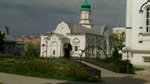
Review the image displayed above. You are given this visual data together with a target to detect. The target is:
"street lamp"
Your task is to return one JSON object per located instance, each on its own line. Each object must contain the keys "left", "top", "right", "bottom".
{"left": 126, "top": 47, "right": 129, "bottom": 74}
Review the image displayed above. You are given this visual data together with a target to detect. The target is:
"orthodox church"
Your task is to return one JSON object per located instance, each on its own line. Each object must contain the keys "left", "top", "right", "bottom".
{"left": 40, "top": 0, "right": 109, "bottom": 58}
{"left": 123, "top": 0, "right": 150, "bottom": 66}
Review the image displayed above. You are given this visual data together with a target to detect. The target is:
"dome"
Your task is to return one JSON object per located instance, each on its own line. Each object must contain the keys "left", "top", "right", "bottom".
{"left": 81, "top": 0, "right": 91, "bottom": 11}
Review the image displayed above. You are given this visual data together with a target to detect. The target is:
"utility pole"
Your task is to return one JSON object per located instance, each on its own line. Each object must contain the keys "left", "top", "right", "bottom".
{"left": 126, "top": 49, "right": 129, "bottom": 74}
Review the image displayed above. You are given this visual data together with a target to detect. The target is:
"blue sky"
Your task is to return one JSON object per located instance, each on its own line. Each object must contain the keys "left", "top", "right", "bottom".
{"left": 0, "top": 0, "right": 126, "bottom": 36}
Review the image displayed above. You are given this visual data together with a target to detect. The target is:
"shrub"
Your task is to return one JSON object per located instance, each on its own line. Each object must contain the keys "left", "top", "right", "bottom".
{"left": 84, "top": 58, "right": 135, "bottom": 74}
{"left": 113, "top": 60, "right": 134, "bottom": 73}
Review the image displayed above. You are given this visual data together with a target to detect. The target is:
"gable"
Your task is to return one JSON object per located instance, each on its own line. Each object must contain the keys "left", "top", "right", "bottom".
{"left": 54, "top": 21, "right": 71, "bottom": 36}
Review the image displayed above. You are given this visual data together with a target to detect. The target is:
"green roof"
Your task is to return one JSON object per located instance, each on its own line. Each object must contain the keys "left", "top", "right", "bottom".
{"left": 81, "top": 0, "right": 91, "bottom": 11}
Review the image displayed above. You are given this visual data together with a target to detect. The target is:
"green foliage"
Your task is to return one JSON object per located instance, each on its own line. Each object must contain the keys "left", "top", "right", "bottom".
{"left": 0, "top": 58, "right": 99, "bottom": 82}
{"left": 112, "top": 48, "right": 122, "bottom": 61}
{"left": 24, "top": 43, "right": 40, "bottom": 59}
{"left": 103, "top": 46, "right": 134, "bottom": 73}
{"left": 111, "top": 33, "right": 125, "bottom": 50}
{"left": 134, "top": 68, "right": 145, "bottom": 71}
{"left": 0, "top": 31, "right": 5, "bottom": 52}
{"left": 113, "top": 60, "right": 134, "bottom": 73}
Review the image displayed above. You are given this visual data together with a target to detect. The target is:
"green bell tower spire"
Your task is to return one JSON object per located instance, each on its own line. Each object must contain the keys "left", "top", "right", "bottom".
{"left": 79, "top": 0, "right": 92, "bottom": 29}
{"left": 81, "top": 0, "right": 91, "bottom": 11}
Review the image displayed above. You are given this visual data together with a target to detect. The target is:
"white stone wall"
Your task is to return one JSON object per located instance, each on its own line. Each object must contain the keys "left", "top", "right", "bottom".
{"left": 125, "top": 0, "right": 150, "bottom": 66}
{"left": 126, "top": 0, "right": 150, "bottom": 50}
{"left": 40, "top": 35, "right": 63, "bottom": 58}
{"left": 68, "top": 34, "right": 86, "bottom": 57}
{"left": 131, "top": 53, "right": 150, "bottom": 66}
{"left": 40, "top": 35, "right": 47, "bottom": 57}
{"left": 79, "top": 11, "right": 91, "bottom": 24}
{"left": 79, "top": 11, "right": 92, "bottom": 29}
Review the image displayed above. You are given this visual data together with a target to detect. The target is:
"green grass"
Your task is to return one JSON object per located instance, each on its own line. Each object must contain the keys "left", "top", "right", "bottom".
{"left": 134, "top": 68, "right": 145, "bottom": 71}
{"left": 0, "top": 58, "right": 99, "bottom": 82}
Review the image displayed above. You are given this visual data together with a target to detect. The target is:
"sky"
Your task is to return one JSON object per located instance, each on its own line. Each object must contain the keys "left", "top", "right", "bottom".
{"left": 0, "top": 0, "right": 126, "bottom": 36}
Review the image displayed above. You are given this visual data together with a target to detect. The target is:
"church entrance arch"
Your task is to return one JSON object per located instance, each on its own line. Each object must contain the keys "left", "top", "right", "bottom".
{"left": 63, "top": 43, "right": 72, "bottom": 58}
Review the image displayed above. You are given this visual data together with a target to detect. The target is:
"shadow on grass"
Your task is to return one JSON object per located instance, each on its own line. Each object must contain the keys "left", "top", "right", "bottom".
{"left": 43, "top": 76, "right": 148, "bottom": 84}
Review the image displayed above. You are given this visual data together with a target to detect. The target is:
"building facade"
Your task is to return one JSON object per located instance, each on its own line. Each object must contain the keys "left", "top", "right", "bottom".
{"left": 0, "top": 26, "right": 16, "bottom": 55}
{"left": 16, "top": 35, "right": 40, "bottom": 44}
{"left": 123, "top": 0, "right": 150, "bottom": 66}
{"left": 40, "top": 0, "right": 109, "bottom": 58}
{"left": 16, "top": 35, "right": 40, "bottom": 55}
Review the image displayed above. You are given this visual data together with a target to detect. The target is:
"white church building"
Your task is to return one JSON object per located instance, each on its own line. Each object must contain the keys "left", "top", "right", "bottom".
{"left": 123, "top": 0, "right": 150, "bottom": 66}
{"left": 40, "top": 0, "right": 109, "bottom": 58}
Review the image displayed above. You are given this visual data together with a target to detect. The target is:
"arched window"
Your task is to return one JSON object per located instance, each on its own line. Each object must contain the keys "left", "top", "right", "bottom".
{"left": 72, "top": 38, "right": 80, "bottom": 51}
{"left": 146, "top": 7, "right": 150, "bottom": 32}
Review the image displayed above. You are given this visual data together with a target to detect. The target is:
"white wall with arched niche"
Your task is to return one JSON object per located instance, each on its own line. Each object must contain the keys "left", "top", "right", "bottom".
{"left": 49, "top": 35, "right": 62, "bottom": 58}
{"left": 69, "top": 35, "right": 86, "bottom": 57}
{"left": 40, "top": 34, "right": 64, "bottom": 58}
{"left": 40, "top": 35, "right": 48, "bottom": 57}
{"left": 51, "top": 41, "right": 58, "bottom": 57}
{"left": 54, "top": 21, "right": 71, "bottom": 36}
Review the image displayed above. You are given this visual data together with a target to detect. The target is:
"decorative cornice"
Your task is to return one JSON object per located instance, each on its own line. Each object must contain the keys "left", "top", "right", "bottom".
{"left": 139, "top": 0, "right": 150, "bottom": 13}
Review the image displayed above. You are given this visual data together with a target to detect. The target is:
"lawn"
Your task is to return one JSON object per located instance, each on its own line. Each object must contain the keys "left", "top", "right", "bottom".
{"left": 134, "top": 67, "right": 145, "bottom": 71}
{"left": 0, "top": 58, "right": 99, "bottom": 82}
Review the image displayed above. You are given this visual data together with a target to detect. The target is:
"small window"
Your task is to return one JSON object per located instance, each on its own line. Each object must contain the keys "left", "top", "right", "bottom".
{"left": 147, "top": 12, "right": 149, "bottom": 18}
{"left": 147, "top": 27, "right": 149, "bottom": 32}
{"left": 146, "top": 7, "right": 150, "bottom": 32}
{"left": 139, "top": 41, "right": 143, "bottom": 43}
{"left": 74, "top": 46, "right": 78, "bottom": 51}
{"left": 53, "top": 50, "right": 55, "bottom": 55}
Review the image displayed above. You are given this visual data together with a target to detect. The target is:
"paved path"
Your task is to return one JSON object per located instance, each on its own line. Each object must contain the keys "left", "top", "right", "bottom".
{"left": 0, "top": 60, "right": 150, "bottom": 84}
{"left": 79, "top": 60, "right": 150, "bottom": 84}
{"left": 0, "top": 72, "right": 99, "bottom": 84}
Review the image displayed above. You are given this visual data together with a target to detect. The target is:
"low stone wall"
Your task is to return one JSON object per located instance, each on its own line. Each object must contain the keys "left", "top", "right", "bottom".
{"left": 76, "top": 60, "right": 101, "bottom": 82}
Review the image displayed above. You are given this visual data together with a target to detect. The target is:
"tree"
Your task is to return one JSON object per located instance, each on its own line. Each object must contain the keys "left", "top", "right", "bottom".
{"left": 112, "top": 47, "right": 122, "bottom": 61}
{"left": 0, "top": 31, "right": 5, "bottom": 52}
{"left": 111, "top": 33, "right": 125, "bottom": 50}
{"left": 24, "top": 43, "right": 40, "bottom": 59}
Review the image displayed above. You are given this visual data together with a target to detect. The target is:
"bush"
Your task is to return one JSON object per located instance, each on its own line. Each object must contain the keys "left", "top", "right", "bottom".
{"left": 84, "top": 58, "right": 135, "bottom": 74}
{"left": 113, "top": 60, "right": 134, "bottom": 73}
